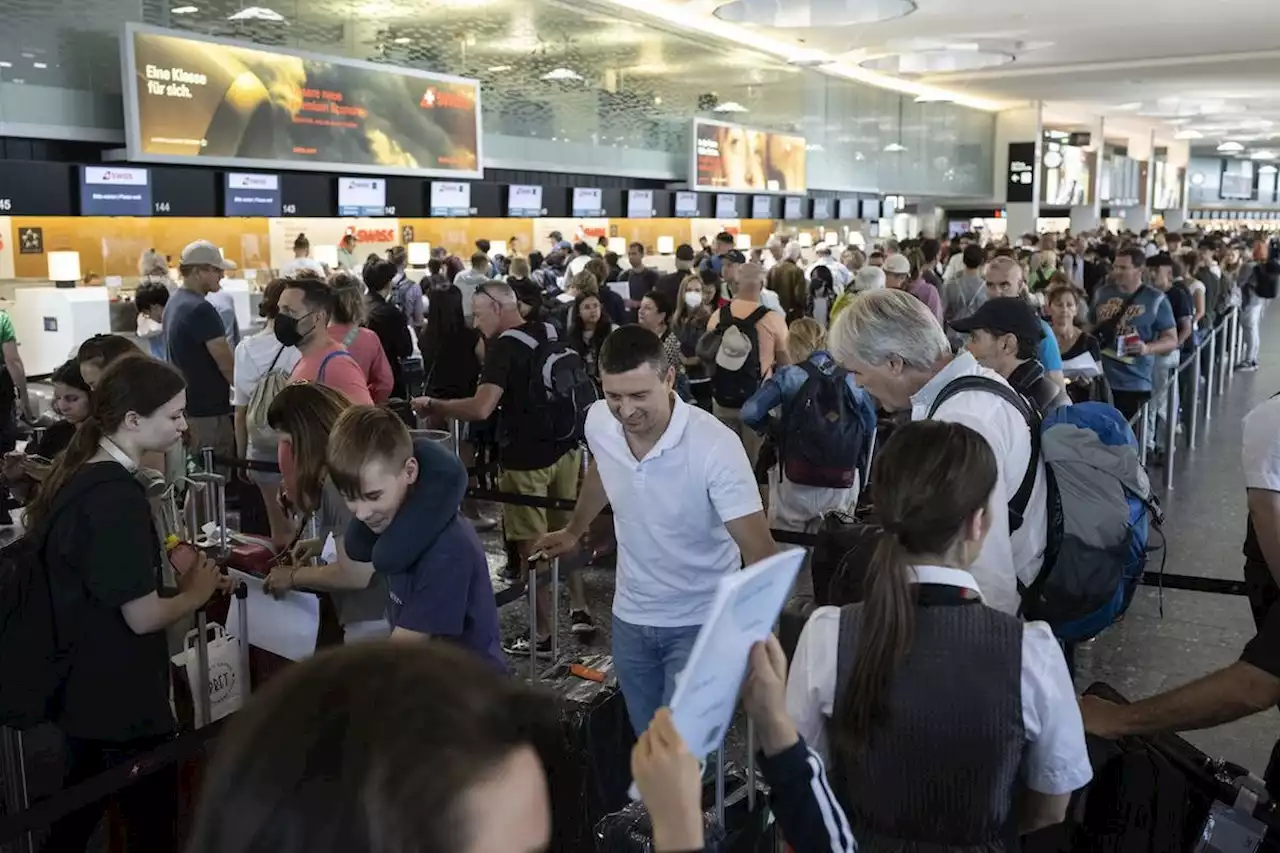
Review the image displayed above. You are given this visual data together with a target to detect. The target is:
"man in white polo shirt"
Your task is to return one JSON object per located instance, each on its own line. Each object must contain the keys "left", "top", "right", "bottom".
{"left": 534, "top": 325, "right": 777, "bottom": 734}
{"left": 828, "top": 288, "right": 1048, "bottom": 616}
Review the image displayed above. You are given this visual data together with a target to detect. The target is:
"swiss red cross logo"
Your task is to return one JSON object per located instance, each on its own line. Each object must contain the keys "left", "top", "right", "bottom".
{"left": 420, "top": 88, "right": 437, "bottom": 108}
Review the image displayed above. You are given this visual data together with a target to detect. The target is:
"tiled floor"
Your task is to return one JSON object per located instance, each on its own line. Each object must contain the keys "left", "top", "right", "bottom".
{"left": 1076, "top": 310, "right": 1280, "bottom": 774}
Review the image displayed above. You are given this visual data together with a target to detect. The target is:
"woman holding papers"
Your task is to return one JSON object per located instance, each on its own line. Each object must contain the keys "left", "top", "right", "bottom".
{"left": 1047, "top": 283, "right": 1107, "bottom": 404}
{"left": 786, "top": 420, "right": 1092, "bottom": 848}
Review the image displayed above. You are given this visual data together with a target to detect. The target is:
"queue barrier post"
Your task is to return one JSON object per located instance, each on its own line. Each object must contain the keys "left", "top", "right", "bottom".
{"left": 450, "top": 419, "right": 462, "bottom": 458}
{"left": 1205, "top": 326, "right": 1217, "bottom": 422}
{"left": 0, "top": 726, "right": 32, "bottom": 853}
{"left": 1187, "top": 349, "right": 1201, "bottom": 451}
{"left": 551, "top": 557, "right": 561, "bottom": 667}
{"left": 1164, "top": 371, "right": 1177, "bottom": 493}
{"left": 526, "top": 559, "right": 538, "bottom": 682}
{"left": 1218, "top": 317, "right": 1232, "bottom": 393}
{"left": 1133, "top": 403, "right": 1149, "bottom": 468}
{"left": 194, "top": 608, "right": 213, "bottom": 728}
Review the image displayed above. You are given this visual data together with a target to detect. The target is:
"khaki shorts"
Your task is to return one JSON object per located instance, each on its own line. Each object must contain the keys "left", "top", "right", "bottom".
{"left": 188, "top": 414, "right": 235, "bottom": 475}
{"left": 498, "top": 449, "right": 581, "bottom": 542}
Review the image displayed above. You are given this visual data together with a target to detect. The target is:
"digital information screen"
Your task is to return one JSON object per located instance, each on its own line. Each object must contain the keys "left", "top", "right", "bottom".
{"left": 692, "top": 118, "right": 806, "bottom": 194}
{"left": 80, "top": 166, "right": 152, "bottom": 216}
{"left": 507, "top": 184, "right": 543, "bottom": 216}
{"left": 811, "top": 197, "right": 833, "bottom": 220}
{"left": 859, "top": 199, "right": 881, "bottom": 220}
{"left": 627, "top": 189, "right": 654, "bottom": 219}
{"left": 338, "top": 177, "right": 387, "bottom": 216}
{"left": 572, "top": 187, "right": 604, "bottom": 217}
{"left": 837, "top": 198, "right": 858, "bottom": 220}
{"left": 715, "top": 194, "right": 738, "bottom": 219}
{"left": 225, "top": 172, "right": 281, "bottom": 216}
{"left": 675, "top": 191, "right": 700, "bottom": 217}
{"left": 783, "top": 196, "right": 806, "bottom": 220}
{"left": 431, "top": 181, "right": 471, "bottom": 216}
{"left": 751, "top": 195, "right": 772, "bottom": 219}
{"left": 124, "top": 24, "right": 482, "bottom": 178}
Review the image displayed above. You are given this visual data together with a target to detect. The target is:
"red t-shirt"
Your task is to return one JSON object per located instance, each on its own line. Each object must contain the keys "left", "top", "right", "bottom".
{"left": 328, "top": 323, "right": 393, "bottom": 403}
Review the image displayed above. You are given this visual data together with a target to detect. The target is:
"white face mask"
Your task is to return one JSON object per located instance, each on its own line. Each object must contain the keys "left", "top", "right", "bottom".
{"left": 684, "top": 292, "right": 703, "bottom": 309}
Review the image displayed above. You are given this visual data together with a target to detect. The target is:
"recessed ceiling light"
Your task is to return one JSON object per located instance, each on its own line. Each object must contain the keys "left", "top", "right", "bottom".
{"left": 487, "top": 65, "right": 512, "bottom": 72}
{"left": 0, "top": 61, "right": 12, "bottom": 68}
{"left": 31, "top": 61, "right": 46, "bottom": 69}
{"left": 228, "top": 6, "right": 284, "bottom": 21}
{"left": 171, "top": 5, "right": 198, "bottom": 13}
{"left": 540, "top": 67, "right": 583, "bottom": 82}
{"left": 805, "top": 143, "right": 825, "bottom": 152}
{"left": 914, "top": 93, "right": 953, "bottom": 103}
{"left": 883, "top": 141, "right": 907, "bottom": 153}
{"left": 1259, "top": 164, "right": 1278, "bottom": 175}
{"left": 1111, "top": 102, "right": 1142, "bottom": 111}
{"left": 393, "top": 36, "right": 411, "bottom": 44}
{"left": 1173, "top": 129, "right": 1204, "bottom": 140}
{"left": 714, "top": 0, "right": 915, "bottom": 27}
{"left": 861, "top": 49, "right": 1013, "bottom": 75}
{"left": 713, "top": 101, "right": 749, "bottom": 113}
{"left": 1250, "top": 150, "right": 1277, "bottom": 160}
{"left": 1218, "top": 141, "right": 1245, "bottom": 152}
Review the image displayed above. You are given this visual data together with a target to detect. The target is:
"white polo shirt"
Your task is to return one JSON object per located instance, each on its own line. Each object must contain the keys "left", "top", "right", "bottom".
{"left": 909, "top": 352, "right": 1048, "bottom": 616}
{"left": 585, "top": 396, "right": 762, "bottom": 627}
{"left": 786, "top": 565, "right": 1093, "bottom": 796}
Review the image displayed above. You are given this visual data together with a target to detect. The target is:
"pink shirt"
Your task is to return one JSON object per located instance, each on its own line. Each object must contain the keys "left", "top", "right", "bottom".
{"left": 290, "top": 343, "right": 375, "bottom": 406}
{"left": 328, "top": 323, "right": 394, "bottom": 403}
{"left": 907, "top": 278, "right": 946, "bottom": 325}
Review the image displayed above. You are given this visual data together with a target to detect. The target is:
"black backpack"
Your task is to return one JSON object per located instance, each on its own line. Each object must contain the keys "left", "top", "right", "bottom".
{"left": 706, "top": 305, "right": 771, "bottom": 409}
{"left": 1255, "top": 259, "right": 1280, "bottom": 300}
{"left": 500, "top": 322, "right": 597, "bottom": 444}
{"left": 780, "top": 362, "right": 868, "bottom": 489}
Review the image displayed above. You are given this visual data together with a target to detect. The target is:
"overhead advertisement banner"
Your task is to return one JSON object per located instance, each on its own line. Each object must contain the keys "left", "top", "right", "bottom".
{"left": 123, "top": 24, "right": 482, "bottom": 178}
{"left": 692, "top": 118, "right": 806, "bottom": 194}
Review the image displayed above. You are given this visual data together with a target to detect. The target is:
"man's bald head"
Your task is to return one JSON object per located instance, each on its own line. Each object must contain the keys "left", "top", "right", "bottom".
{"left": 737, "top": 262, "right": 766, "bottom": 296}
{"left": 985, "top": 256, "right": 1025, "bottom": 299}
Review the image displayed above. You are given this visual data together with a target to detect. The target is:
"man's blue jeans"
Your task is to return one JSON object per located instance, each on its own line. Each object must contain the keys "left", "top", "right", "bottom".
{"left": 611, "top": 615, "right": 701, "bottom": 736}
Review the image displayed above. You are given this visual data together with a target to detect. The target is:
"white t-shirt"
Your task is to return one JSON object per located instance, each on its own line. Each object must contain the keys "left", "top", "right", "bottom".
{"left": 233, "top": 332, "right": 302, "bottom": 457}
{"left": 1243, "top": 395, "right": 1280, "bottom": 493}
{"left": 585, "top": 396, "right": 762, "bottom": 627}
{"left": 786, "top": 565, "right": 1093, "bottom": 796}
{"left": 281, "top": 257, "right": 327, "bottom": 279}
{"left": 910, "top": 352, "right": 1048, "bottom": 616}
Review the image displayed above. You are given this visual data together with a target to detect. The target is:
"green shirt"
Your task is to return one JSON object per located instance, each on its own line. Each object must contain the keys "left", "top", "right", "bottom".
{"left": 0, "top": 311, "right": 17, "bottom": 345}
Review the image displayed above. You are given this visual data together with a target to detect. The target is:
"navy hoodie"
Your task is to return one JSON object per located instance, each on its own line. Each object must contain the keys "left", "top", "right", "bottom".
{"left": 344, "top": 439, "right": 505, "bottom": 671}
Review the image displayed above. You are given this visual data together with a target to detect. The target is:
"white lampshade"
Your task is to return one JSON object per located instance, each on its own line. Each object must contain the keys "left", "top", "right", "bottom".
{"left": 657, "top": 236, "right": 675, "bottom": 255}
{"left": 47, "top": 251, "right": 81, "bottom": 283}
{"left": 735, "top": 233, "right": 752, "bottom": 250}
{"left": 407, "top": 242, "right": 433, "bottom": 266}
{"left": 798, "top": 232, "right": 813, "bottom": 248}
{"left": 488, "top": 240, "right": 508, "bottom": 258}
{"left": 313, "top": 244, "right": 339, "bottom": 268}
{"left": 608, "top": 236, "right": 627, "bottom": 254}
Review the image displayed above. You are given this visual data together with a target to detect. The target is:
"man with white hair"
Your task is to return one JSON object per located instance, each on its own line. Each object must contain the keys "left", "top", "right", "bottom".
{"left": 763, "top": 236, "right": 783, "bottom": 272}
{"left": 827, "top": 289, "right": 1048, "bottom": 615}
{"left": 768, "top": 241, "right": 807, "bottom": 319}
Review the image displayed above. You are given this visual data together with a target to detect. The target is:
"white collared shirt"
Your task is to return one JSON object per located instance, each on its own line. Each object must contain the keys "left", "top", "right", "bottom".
{"left": 909, "top": 351, "right": 1047, "bottom": 616}
{"left": 786, "top": 565, "right": 1093, "bottom": 797}
{"left": 585, "top": 396, "right": 762, "bottom": 627}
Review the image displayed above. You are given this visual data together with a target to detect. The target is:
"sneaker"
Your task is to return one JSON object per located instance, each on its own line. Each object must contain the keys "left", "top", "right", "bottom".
{"left": 1241, "top": 362, "right": 1260, "bottom": 373}
{"left": 570, "top": 609, "right": 597, "bottom": 636}
{"left": 504, "top": 635, "right": 554, "bottom": 659}
{"left": 468, "top": 513, "right": 499, "bottom": 533}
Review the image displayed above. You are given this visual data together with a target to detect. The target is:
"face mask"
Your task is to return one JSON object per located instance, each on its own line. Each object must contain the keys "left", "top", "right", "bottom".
{"left": 274, "top": 314, "right": 308, "bottom": 347}
{"left": 684, "top": 292, "right": 702, "bottom": 309}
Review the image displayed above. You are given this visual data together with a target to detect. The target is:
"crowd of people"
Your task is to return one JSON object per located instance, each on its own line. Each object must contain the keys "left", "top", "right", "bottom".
{"left": 3, "top": 221, "right": 1280, "bottom": 853}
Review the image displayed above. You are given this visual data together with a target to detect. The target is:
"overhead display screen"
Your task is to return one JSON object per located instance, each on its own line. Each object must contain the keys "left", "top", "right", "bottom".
{"left": 430, "top": 181, "right": 471, "bottom": 216}
{"left": 692, "top": 118, "right": 806, "bottom": 194}
{"left": 675, "top": 191, "right": 700, "bottom": 217}
{"left": 80, "top": 166, "right": 152, "bottom": 216}
{"left": 338, "top": 177, "right": 387, "bottom": 216}
{"left": 572, "top": 187, "right": 604, "bottom": 217}
{"left": 123, "top": 24, "right": 482, "bottom": 178}
{"left": 507, "top": 184, "right": 543, "bottom": 217}
{"left": 811, "top": 197, "right": 833, "bottom": 220}
{"left": 783, "top": 196, "right": 806, "bottom": 220}
{"left": 225, "top": 172, "right": 281, "bottom": 216}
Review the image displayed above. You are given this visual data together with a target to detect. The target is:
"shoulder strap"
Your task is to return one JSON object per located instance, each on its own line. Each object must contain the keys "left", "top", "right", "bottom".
{"left": 500, "top": 328, "right": 540, "bottom": 350}
{"left": 1094, "top": 285, "right": 1147, "bottom": 342}
{"left": 927, "top": 375, "right": 1040, "bottom": 532}
{"left": 342, "top": 326, "right": 360, "bottom": 348}
{"left": 316, "top": 349, "right": 356, "bottom": 385}
{"left": 745, "top": 305, "right": 772, "bottom": 325}
{"left": 717, "top": 305, "right": 734, "bottom": 328}
{"left": 266, "top": 345, "right": 285, "bottom": 373}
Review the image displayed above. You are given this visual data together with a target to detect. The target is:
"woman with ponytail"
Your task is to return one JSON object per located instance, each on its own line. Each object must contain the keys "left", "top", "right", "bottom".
{"left": 786, "top": 420, "right": 1091, "bottom": 849}
{"left": 30, "top": 354, "right": 225, "bottom": 852}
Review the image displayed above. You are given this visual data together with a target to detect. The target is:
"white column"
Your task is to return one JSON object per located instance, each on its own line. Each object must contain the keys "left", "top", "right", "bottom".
{"left": 995, "top": 102, "right": 1043, "bottom": 238}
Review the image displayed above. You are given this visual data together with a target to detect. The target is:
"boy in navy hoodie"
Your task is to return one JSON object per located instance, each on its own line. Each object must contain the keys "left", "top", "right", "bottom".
{"left": 328, "top": 406, "right": 506, "bottom": 671}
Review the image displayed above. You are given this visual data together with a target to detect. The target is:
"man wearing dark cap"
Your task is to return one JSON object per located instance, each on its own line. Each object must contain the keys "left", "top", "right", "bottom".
{"left": 655, "top": 243, "right": 697, "bottom": 303}
{"left": 953, "top": 297, "right": 1071, "bottom": 416}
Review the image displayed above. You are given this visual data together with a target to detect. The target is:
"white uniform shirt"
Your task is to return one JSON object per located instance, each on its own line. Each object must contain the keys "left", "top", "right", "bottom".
{"left": 910, "top": 352, "right": 1048, "bottom": 615}
{"left": 585, "top": 396, "right": 762, "bottom": 627}
{"left": 1243, "top": 394, "right": 1280, "bottom": 493}
{"left": 786, "top": 565, "right": 1093, "bottom": 796}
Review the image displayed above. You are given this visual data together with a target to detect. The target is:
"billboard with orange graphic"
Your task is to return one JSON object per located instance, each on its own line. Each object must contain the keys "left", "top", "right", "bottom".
{"left": 123, "top": 25, "right": 482, "bottom": 178}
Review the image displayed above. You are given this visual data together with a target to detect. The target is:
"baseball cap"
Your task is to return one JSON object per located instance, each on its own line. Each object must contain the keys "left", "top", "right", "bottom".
{"left": 882, "top": 254, "right": 911, "bottom": 276}
{"left": 715, "top": 325, "right": 753, "bottom": 372}
{"left": 951, "top": 297, "right": 1045, "bottom": 345}
{"left": 179, "top": 240, "right": 235, "bottom": 270}
{"left": 675, "top": 243, "right": 696, "bottom": 262}
{"left": 724, "top": 249, "right": 747, "bottom": 264}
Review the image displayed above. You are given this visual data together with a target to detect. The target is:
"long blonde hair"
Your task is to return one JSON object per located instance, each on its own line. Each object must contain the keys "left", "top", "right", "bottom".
{"left": 787, "top": 317, "right": 826, "bottom": 364}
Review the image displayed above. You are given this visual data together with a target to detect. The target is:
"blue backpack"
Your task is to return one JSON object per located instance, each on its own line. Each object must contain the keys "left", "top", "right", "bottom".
{"left": 930, "top": 378, "right": 1160, "bottom": 642}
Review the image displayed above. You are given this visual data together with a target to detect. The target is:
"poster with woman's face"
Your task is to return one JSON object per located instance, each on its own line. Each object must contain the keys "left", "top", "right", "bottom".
{"left": 694, "top": 119, "right": 806, "bottom": 193}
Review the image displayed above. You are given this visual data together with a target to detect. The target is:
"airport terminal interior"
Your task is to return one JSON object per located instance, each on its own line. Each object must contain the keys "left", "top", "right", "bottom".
{"left": 4, "top": 0, "right": 1280, "bottom": 851}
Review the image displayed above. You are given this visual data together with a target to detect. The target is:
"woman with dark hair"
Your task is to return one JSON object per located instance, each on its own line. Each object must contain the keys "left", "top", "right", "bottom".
{"left": 30, "top": 355, "right": 225, "bottom": 852}
{"left": 2, "top": 359, "right": 92, "bottom": 501}
{"left": 787, "top": 420, "right": 1091, "bottom": 847}
{"left": 419, "top": 284, "right": 483, "bottom": 413}
{"left": 699, "top": 268, "right": 730, "bottom": 309}
{"left": 806, "top": 264, "right": 837, "bottom": 328}
{"left": 76, "top": 333, "right": 140, "bottom": 389}
{"left": 567, "top": 289, "right": 614, "bottom": 386}
{"left": 329, "top": 271, "right": 394, "bottom": 404}
{"left": 262, "top": 383, "right": 388, "bottom": 642}
{"left": 362, "top": 260, "right": 414, "bottom": 399}
{"left": 638, "top": 289, "right": 687, "bottom": 385}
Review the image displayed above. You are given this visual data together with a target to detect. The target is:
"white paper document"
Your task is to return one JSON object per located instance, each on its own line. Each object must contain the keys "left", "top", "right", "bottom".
{"left": 224, "top": 569, "right": 321, "bottom": 662}
{"left": 1062, "top": 352, "right": 1103, "bottom": 379}
{"left": 608, "top": 280, "right": 632, "bottom": 304}
{"left": 670, "top": 550, "right": 804, "bottom": 758}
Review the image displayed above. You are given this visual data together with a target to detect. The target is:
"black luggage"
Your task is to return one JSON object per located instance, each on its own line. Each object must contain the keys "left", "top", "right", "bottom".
{"left": 810, "top": 511, "right": 884, "bottom": 608}
{"left": 1025, "top": 682, "right": 1280, "bottom": 852}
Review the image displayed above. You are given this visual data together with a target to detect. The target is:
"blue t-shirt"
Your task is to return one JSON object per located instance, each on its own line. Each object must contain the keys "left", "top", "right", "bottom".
{"left": 164, "top": 287, "right": 232, "bottom": 417}
{"left": 1037, "top": 319, "right": 1062, "bottom": 371}
{"left": 1090, "top": 284, "right": 1175, "bottom": 393}
{"left": 384, "top": 517, "right": 505, "bottom": 671}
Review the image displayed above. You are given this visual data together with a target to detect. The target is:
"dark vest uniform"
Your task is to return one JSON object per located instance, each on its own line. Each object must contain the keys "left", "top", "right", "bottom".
{"left": 832, "top": 587, "right": 1026, "bottom": 852}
